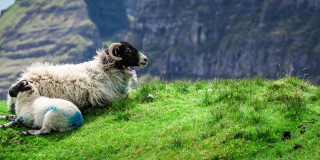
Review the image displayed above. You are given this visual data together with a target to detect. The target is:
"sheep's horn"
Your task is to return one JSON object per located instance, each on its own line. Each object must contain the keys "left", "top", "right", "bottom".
{"left": 108, "top": 43, "right": 122, "bottom": 61}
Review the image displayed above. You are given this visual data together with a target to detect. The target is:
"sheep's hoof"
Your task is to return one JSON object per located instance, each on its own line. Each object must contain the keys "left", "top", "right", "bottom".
{"left": 19, "top": 131, "right": 30, "bottom": 136}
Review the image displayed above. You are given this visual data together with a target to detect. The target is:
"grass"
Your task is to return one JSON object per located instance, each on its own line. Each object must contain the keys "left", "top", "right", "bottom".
{"left": 1, "top": 77, "right": 320, "bottom": 159}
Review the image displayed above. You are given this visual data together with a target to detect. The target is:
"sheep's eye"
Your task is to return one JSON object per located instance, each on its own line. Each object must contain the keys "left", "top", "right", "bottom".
{"left": 28, "top": 90, "right": 34, "bottom": 95}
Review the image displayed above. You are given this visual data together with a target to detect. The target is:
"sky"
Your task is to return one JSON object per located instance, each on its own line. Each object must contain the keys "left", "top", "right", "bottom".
{"left": 0, "top": 0, "right": 15, "bottom": 15}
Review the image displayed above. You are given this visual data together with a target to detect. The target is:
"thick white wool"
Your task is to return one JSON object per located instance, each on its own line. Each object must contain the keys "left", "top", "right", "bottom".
{"left": 15, "top": 87, "right": 82, "bottom": 133}
{"left": 9, "top": 50, "right": 137, "bottom": 111}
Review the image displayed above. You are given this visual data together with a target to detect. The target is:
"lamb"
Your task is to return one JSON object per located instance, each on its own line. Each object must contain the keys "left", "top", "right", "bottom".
{"left": 1, "top": 80, "right": 83, "bottom": 136}
{"left": 7, "top": 41, "right": 148, "bottom": 112}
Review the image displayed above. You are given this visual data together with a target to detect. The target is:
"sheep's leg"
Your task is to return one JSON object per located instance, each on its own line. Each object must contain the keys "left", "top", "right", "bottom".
{"left": 0, "top": 115, "right": 17, "bottom": 120}
{"left": 0, "top": 117, "right": 22, "bottom": 129}
{"left": 0, "top": 121, "right": 17, "bottom": 128}
{"left": 20, "top": 129, "right": 51, "bottom": 136}
{"left": 7, "top": 95, "right": 16, "bottom": 113}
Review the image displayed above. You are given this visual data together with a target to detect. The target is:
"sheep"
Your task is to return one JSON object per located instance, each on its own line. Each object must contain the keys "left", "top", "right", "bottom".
{"left": 7, "top": 41, "right": 148, "bottom": 112}
{"left": 1, "top": 80, "right": 83, "bottom": 136}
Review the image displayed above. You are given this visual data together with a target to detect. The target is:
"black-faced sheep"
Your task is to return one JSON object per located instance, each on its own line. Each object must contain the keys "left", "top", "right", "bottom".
{"left": 1, "top": 80, "right": 83, "bottom": 136}
{"left": 7, "top": 41, "right": 148, "bottom": 112}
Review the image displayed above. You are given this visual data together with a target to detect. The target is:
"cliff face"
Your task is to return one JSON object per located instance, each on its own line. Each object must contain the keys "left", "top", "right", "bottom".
{"left": 0, "top": 0, "right": 128, "bottom": 99}
{"left": 85, "top": 0, "right": 129, "bottom": 38}
{"left": 1, "top": 0, "right": 320, "bottom": 99}
{"left": 126, "top": 0, "right": 320, "bottom": 80}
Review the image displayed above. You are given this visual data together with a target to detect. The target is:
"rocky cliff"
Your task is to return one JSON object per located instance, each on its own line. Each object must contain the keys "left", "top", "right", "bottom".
{"left": 0, "top": 0, "right": 128, "bottom": 99}
{"left": 126, "top": 0, "right": 320, "bottom": 80}
{"left": 1, "top": 0, "right": 320, "bottom": 99}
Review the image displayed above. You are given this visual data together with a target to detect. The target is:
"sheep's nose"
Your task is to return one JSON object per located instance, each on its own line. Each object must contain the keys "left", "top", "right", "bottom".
{"left": 143, "top": 58, "right": 148, "bottom": 62}
{"left": 9, "top": 90, "right": 15, "bottom": 97}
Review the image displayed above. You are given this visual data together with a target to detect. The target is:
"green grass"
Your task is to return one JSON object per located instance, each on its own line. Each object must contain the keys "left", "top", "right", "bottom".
{"left": 1, "top": 77, "right": 320, "bottom": 159}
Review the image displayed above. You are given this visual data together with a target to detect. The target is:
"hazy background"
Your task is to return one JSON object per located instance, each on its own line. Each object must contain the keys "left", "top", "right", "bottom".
{"left": 0, "top": 0, "right": 319, "bottom": 99}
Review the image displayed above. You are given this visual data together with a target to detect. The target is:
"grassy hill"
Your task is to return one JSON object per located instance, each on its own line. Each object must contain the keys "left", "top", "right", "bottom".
{"left": 0, "top": 77, "right": 320, "bottom": 159}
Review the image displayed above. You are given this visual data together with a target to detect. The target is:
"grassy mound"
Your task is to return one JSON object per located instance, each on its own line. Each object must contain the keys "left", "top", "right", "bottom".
{"left": 0, "top": 77, "right": 320, "bottom": 159}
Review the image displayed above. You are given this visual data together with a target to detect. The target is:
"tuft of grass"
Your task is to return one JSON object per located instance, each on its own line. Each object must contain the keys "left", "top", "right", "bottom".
{"left": 0, "top": 77, "right": 320, "bottom": 159}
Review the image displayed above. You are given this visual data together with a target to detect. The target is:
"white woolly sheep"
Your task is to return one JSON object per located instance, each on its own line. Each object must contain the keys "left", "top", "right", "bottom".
{"left": 7, "top": 41, "right": 148, "bottom": 112}
{"left": 1, "top": 80, "right": 83, "bottom": 136}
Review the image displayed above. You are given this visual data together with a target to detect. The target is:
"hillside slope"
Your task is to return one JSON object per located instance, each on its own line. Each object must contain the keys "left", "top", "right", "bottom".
{"left": 0, "top": 78, "right": 320, "bottom": 159}
{"left": 126, "top": 0, "right": 320, "bottom": 80}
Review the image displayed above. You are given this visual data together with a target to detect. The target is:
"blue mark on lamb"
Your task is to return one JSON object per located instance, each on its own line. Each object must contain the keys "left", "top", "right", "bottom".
{"left": 70, "top": 112, "right": 83, "bottom": 128}
{"left": 45, "top": 106, "right": 58, "bottom": 113}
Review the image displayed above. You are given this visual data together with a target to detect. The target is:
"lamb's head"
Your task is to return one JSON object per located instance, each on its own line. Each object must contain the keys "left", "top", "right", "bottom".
{"left": 9, "top": 80, "right": 39, "bottom": 98}
{"left": 107, "top": 41, "right": 148, "bottom": 68}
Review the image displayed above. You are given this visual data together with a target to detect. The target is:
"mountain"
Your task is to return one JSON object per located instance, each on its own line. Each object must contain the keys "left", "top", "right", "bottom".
{"left": 1, "top": 0, "right": 320, "bottom": 99}
{"left": 0, "top": 0, "right": 128, "bottom": 99}
{"left": 126, "top": 0, "right": 320, "bottom": 80}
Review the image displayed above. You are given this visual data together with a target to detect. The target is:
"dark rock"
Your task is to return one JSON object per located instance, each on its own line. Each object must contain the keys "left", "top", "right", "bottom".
{"left": 85, "top": 0, "right": 129, "bottom": 38}
{"left": 283, "top": 130, "right": 291, "bottom": 139}
{"left": 294, "top": 144, "right": 302, "bottom": 149}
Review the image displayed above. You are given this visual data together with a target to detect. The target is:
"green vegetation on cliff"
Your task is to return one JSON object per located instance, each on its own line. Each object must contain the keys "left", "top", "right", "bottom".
{"left": 1, "top": 77, "right": 320, "bottom": 159}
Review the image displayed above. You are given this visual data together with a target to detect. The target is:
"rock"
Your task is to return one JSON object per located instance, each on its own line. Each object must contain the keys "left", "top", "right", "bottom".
{"left": 126, "top": 0, "right": 320, "bottom": 81}
{"left": 294, "top": 144, "right": 302, "bottom": 149}
{"left": 147, "top": 93, "right": 154, "bottom": 99}
{"left": 283, "top": 130, "right": 291, "bottom": 139}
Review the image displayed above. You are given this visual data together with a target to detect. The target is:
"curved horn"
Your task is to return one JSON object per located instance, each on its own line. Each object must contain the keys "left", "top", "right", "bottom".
{"left": 108, "top": 43, "right": 122, "bottom": 61}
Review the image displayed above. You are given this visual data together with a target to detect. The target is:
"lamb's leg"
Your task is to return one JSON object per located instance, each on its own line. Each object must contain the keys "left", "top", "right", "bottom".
{"left": 0, "top": 115, "right": 17, "bottom": 120}
{"left": 20, "top": 129, "right": 51, "bottom": 136}
{"left": 7, "top": 95, "right": 16, "bottom": 113}
{"left": 0, "top": 117, "right": 22, "bottom": 128}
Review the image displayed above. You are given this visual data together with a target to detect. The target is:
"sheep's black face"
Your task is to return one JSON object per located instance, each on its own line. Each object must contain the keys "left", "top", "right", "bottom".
{"left": 9, "top": 80, "right": 32, "bottom": 97}
{"left": 113, "top": 41, "right": 148, "bottom": 69}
